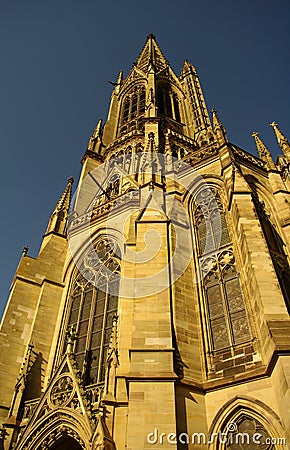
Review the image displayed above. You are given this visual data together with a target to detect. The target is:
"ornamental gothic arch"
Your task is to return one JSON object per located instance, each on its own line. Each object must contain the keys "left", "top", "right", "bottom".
{"left": 0, "top": 35, "right": 290, "bottom": 450}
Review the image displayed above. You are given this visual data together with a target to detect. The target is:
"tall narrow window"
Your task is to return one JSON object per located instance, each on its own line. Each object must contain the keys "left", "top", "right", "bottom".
{"left": 173, "top": 94, "right": 181, "bottom": 122}
{"left": 66, "top": 239, "right": 120, "bottom": 385}
{"left": 157, "top": 84, "right": 173, "bottom": 119}
{"left": 194, "top": 187, "right": 251, "bottom": 351}
{"left": 120, "top": 86, "right": 146, "bottom": 135}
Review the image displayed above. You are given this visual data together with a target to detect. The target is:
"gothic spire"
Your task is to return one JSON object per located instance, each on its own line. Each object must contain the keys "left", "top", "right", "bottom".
{"left": 211, "top": 108, "right": 228, "bottom": 145}
{"left": 45, "top": 177, "right": 74, "bottom": 236}
{"left": 252, "top": 132, "right": 275, "bottom": 170}
{"left": 92, "top": 119, "right": 102, "bottom": 139}
{"left": 135, "top": 34, "right": 168, "bottom": 73}
{"left": 87, "top": 119, "right": 103, "bottom": 153}
{"left": 270, "top": 121, "right": 290, "bottom": 161}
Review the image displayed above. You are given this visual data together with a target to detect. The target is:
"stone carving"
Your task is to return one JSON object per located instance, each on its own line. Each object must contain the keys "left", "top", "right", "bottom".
{"left": 226, "top": 415, "right": 274, "bottom": 449}
{"left": 232, "top": 146, "right": 266, "bottom": 168}
{"left": 49, "top": 375, "right": 75, "bottom": 408}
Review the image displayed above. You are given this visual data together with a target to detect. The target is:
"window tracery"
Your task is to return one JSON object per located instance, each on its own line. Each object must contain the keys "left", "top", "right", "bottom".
{"left": 119, "top": 86, "right": 145, "bottom": 135}
{"left": 224, "top": 414, "right": 275, "bottom": 449}
{"left": 66, "top": 239, "right": 120, "bottom": 385}
{"left": 157, "top": 84, "right": 181, "bottom": 123}
{"left": 194, "top": 187, "right": 251, "bottom": 351}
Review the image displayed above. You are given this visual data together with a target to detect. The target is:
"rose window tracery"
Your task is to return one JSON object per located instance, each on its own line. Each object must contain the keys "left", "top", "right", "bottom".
{"left": 49, "top": 375, "right": 75, "bottom": 408}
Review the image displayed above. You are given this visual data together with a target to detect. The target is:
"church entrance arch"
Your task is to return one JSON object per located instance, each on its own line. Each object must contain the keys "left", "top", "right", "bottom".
{"left": 45, "top": 435, "right": 83, "bottom": 450}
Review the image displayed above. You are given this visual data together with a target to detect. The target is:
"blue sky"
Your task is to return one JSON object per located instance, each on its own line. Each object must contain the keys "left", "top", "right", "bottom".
{"left": 0, "top": 0, "right": 289, "bottom": 316}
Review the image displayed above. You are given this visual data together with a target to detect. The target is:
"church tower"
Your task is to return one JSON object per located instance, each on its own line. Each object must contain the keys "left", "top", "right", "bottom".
{"left": 1, "top": 34, "right": 290, "bottom": 449}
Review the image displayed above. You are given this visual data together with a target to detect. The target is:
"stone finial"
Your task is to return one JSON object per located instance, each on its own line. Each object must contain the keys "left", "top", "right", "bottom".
{"left": 22, "top": 245, "right": 29, "bottom": 256}
{"left": 66, "top": 325, "right": 78, "bottom": 355}
{"left": 270, "top": 121, "right": 290, "bottom": 161}
{"left": 252, "top": 132, "right": 275, "bottom": 170}
{"left": 45, "top": 177, "right": 74, "bottom": 236}
{"left": 211, "top": 108, "right": 228, "bottom": 145}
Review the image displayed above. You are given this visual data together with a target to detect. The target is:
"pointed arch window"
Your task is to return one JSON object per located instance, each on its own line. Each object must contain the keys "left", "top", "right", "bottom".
{"left": 219, "top": 414, "right": 276, "bottom": 449}
{"left": 120, "top": 86, "right": 146, "bottom": 135}
{"left": 66, "top": 239, "right": 120, "bottom": 385}
{"left": 194, "top": 187, "right": 251, "bottom": 351}
{"left": 173, "top": 94, "right": 181, "bottom": 123}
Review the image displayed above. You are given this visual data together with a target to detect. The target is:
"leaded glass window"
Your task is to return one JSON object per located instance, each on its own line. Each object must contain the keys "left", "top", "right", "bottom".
{"left": 66, "top": 239, "right": 120, "bottom": 385}
{"left": 120, "top": 86, "right": 146, "bottom": 135}
{"left": 194, "top": 188, "right": 251, "bottom": 351}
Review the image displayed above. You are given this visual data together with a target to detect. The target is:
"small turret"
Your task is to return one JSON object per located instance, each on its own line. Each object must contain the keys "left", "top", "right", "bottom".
{"left": 270, "top": 121, "right": 290, "bottom": 162}
{"left": 212, "top": 108, "right": 228, "bottom": 145}
{"left": 45, "top": 177, "right": 74, "bottom": 236}
{"left": 252, "top": 132, "right": 276, "bottom": 170}
{"left": 87, "top": 119, "right": 103, "bottom": 153}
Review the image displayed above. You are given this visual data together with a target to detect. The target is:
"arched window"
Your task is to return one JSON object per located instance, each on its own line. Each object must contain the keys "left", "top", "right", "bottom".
{"left": 120, "top": 86, "right": 146, "bottom": 135}
{"left": 220, "top": 414, "right": 276, "bottom": 449}
{"left": 122, "top": 97, "right": 130, "bottom": 123}
{"left": 173, "top": 93, "right": 181, "bottom": 122}
{"left": 194, "top": 187, "right": 251, "bottom": 351}
{"left": 66, "top": 239, "right": 120, "bottom": 385}
{"left": 157, "top": 84, "right": 172, "bottom": 118}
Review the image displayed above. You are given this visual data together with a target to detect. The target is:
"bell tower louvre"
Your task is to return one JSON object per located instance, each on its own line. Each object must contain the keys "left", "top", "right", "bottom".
{"left": 0, "top": 34, "right": 290, "bottom": 449}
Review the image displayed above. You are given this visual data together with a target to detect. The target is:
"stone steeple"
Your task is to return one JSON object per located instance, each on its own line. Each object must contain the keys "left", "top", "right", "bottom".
{"left": 270, "top": 121, "right": 290, "bottom": 161}
{"left": 252, "top": 131, "right": 276, "bottom": 170}
{"left": 135, "top": 33, "right": 169, "bottom": 73}
{"left": 45, "top": 177, "right": 74, "bottom": 236}
{"left": 1, "top": 34, "right": 290, "bottom": 450}
{"left": 212, "top": 108, "right": 228, "bottom": 146}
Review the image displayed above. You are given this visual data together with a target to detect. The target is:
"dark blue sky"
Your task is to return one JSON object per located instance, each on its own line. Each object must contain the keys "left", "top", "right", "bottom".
{"left": 0, "top": 1, "right": 289, "bottom": 316}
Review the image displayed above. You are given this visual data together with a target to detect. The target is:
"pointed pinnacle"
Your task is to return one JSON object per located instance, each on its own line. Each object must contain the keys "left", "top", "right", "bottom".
{"left": 57, "top": 177, "right": 74, "bottom": 210}
{"left": 93, "top": 119, "right": 103, "bottom": 139}
{"left": 252, "top": 131, "right": 268, "bottom": 157}
{"left": 252, "top": 132, "right": 275, "bottom": 169}
{"left": 117, "top": 69, "right": 123, "bottom": 84}
{"left": 109, "top": 315, "right": 118, "bottom": 352}
{"left": 45, "top": 177, "right": 74, "bottom": 235}
{"left": 211, "top": 108, "right": 228, "bottom": 144}
{"left": 22, "top": 244, "right": 29, "bottom": 256}
{"left": 147, "top": 33, "right": 156, "bottom": 42}
{"left": 270, "top": 121, "right": 290, "bottom": 145}
{"left": 181, "top": 59, "right": 196, "bottom": 75}
{"left": 211, "top": 108, "right": 222, "bottom": 127}
{"left": 270, "top": 121, "right": 290, "bottom": 161}
{"left": 136, "top": 34, "right": 167, "bottom": 73}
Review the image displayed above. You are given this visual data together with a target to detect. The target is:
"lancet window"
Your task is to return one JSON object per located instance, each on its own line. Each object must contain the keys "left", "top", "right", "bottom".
{"left": 221, "top": 414, "right": 275, "bottom": 450}
{"left": 194, "top": 187, "right": 251, "bottom": 351}
{"left": 66, "top": 239, "right": 120, "bottom": 385}
{"left": 157, "top": 84, "right": 181, "bottom": 122}
{"left": 119, "top": 86, "right": 145, "bottom": 135}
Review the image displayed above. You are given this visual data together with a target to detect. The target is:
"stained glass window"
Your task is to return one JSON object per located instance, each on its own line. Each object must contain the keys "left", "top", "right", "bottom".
{"left": 120, "top": 86, "right": 146, "bottom": 134}
{"left": 194, "top": 188, "right": 251, "bottom": 351}
{"left": 66, "top": 239, "right": 120, "bottom": 385}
